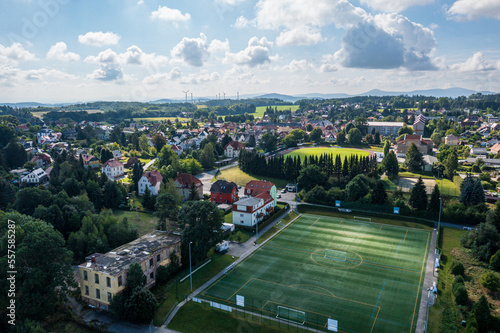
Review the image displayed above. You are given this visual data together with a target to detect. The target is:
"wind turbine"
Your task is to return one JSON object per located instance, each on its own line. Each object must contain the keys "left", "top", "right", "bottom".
{"left": 182, "top": 90, "right": 189, "bottom": 103}
{"left": 223, "top": 92, "right": 226, "bottom": 100}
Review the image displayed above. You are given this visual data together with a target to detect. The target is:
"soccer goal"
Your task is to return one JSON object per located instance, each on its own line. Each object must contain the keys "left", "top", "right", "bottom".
{"left": 353, "top": 216, "right": 372, "bottom": 224}
{"left": 324, "top": 249, "right": 347, "bottom": 262}
{"left": 276, "top": 305, "right": 306, "bottom": 325}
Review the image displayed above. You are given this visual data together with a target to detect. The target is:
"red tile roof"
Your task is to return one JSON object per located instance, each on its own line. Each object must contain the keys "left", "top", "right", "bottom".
{"left": 102, "top": 159, "right": 123, "bottom": 169}
{"left": 225, "top": 141, "right": 245, "bottom": 150}
{"left": 245, "top": 180, "right": 275, "bottom": 197}
{"left": 143, "top": 170, "right": 163, "bottom": 186}
{"left": 81, "top": 154, "right": 97, "bottom": 163}
{"left": 174, "top": 173, "right": 203, "bottom": 188}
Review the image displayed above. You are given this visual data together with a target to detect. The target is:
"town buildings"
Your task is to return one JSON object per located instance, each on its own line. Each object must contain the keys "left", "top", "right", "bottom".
{"left": 174, "top": 173, "right": 203, "bottom": 201}
{"left": 101, "top": 159, "right": 125, "bottom": 181}
{"left": 210, "top": 179, "right": 239, "bottom": 204}
{"left": 138, "top": 170, "right": 163, "bottom": 196}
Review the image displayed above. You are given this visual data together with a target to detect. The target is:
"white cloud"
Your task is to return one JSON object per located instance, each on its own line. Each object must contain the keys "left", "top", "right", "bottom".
{"left": 24, "top": 68, "right": 77, "bottom": 81}
{"left": 171, "top": 33, "right": 208, "bottom": 67}
{"left": 85, "top": 49, "right": 119, "bottom": 64}
{"left": 255, "top": 0, "right": 366, "bottom": 30}
{"left": 46, "top": 42, "right": 80, "bottom": 62}
{"left": 360, "top": 0, "right": 434, "bottom": 13}
{"left": 234, "top": 16, "right": 254, "bottom": 28}
{"left": 216, "top": 0, "right": 245, "bottom": 5}
{"left": 143, "top": 68, "right": 182, "bottom": 85}
{"left": 276, "top": 26, "right": 324, "bottom": 46}
{"left": 87, "top": 65, "right": 123, "bottom": 81}
{"left": 208, "top": 39, "right": 230, "bottom": 55}
{"left": 78, "top": 31, "right": 121, "bottom": 47}
{"left": 450, "top": 52, "right": 497, "bottom": 72}
{"left": 0, "top": 43, "right": 36, "bottom": 65}
{"left": 151, "top": 6, "right": 191, "bottom": 25}
{"left": 137, "top": 0, "right": 144, "bottom": 5}
{"left": 447, "top": 0, "right": 500, "bottom": 21}
{"left": 320, "top": 54, "right": 338, "bottom": 72}
{"left": 179, "top": 71, "right": 219, "bottom": 84}
{"left": 120, "top": 45, "right": 169, "bottom": 67}
{"left": 334, "top": 14, "right": 437, "bottom": 71}
{"left": 282, "top": 59, "right": 315, "bottom": 72}
{"left": 225, "top": 37, "right": 275, "bottom": 67}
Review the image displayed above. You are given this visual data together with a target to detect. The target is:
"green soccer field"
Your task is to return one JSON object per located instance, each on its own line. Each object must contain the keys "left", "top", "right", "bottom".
{"left": 200, "top": 214, "right": 431, "bottom": 333}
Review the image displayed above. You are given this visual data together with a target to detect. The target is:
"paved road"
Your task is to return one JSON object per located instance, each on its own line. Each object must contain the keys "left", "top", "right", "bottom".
{"left": 143, "top": 158, "right": 157, "bottom": 171}
{"left": 416, "top": 229, "right": 438, "bottom": 333}
{"left": 195, "top": 162, "right": 238, "bottom": 195}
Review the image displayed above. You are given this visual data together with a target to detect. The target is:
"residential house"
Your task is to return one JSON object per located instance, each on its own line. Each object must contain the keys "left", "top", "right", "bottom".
{"left": 422, "top": 155, "right": 438, "bottom": 172}
{"left": 30, "top": 153, "right": 52, "bottom": 168}
{"left": 124, "top": 157, "right": 140, "bottom": 169}
{"left": 244, "top": 180, "right": 277, "bottom": 205}
{"left": 17, "top": 124, "right": 29, "bottom": 132}
{"left": 81, "top": 154, "right": 100, "bottom": 169}
{"left": 232, "top": 192, "right": 276, "bottom": 227}
{"left": 78, "top": 231, "right": 181, "bottom": 311}
{"left": 491, "top": 143, "right": 500, "bottom": 154}
{"left": 367, "top": 122, "right": 405, "bottom": 136}
{"left": 396, "top": 135, "right": 434, "bottom": 155}
{"left": 174, "top": 173, "right": 203, "bottom": 201}
{"left": 171, "top": 144, "right": 183, "bottom": 156}
{"left": 112, "top": 150, "right": 122, "bottom": 159}
{"left": 445, "top": 134, "right": 459, "bottom": 146}
{"left": 224, "top": 141, "right": 245, "bottom": 158}
{"left": 210, "top": 180, "right": 239, "bottom": 204}
{"left": 413, "top": 114, "right": 426, "bottom": 136}
{"left": 470, "top": 148, "right": 488, "bottom": 157}
{"left": 138, "top": 170, "right": 163, "bottom": 196}
{"left": 21, "top": 168, "right": 48, "bottom": 184}
{"left": 101, "top": 159, "right": 125, "bottom": 181}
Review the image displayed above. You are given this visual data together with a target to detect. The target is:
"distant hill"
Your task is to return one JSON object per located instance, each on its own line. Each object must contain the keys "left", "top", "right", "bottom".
{"left": 0, "top": 102, "right": 73, "bottom": 108}
{"left": 253, "top": 93, "right": 303, "bottom": 102}
{"left": 359, "top": 87, "right": 496, "bottom": 98}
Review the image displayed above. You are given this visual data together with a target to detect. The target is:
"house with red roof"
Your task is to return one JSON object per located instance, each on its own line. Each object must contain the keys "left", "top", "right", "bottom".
{"left": 30, "top": 153, "right": 52, "bottom": 168}
{"left": 174, "top": 172, "right": 203, "bottom": 201}
{"left": 81, "top": 154, "right": 100, "bottom": 169}
{"left": 124, "top": 157, "right": 140, "bottom": 168}
{"left": 396, "top": 135, "right": 434, "bottom": 155}
{"left": 138, "top": 170, "right": 163, "bottom": 196}
{"left": 101, "top": 159, "right": 125, "bottom": 181}
{"left": 210, "top": 179, "right": 238, "bottom": 204}
{"left": 244, "top": 180, "right": 277, "bottom": 205}
{"left": 224, "top": 141, "right": 245, "bottom": 158}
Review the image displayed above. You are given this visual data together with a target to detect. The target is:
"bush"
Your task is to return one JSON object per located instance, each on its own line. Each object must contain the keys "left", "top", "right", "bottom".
{"left": 450, "top": 261, "right": 465, "bottom": 276}
{"left": 452, "top": 275, "right": 465, "bottom": 290}
{"left": 480, "top": 271, "right": 500, "bottom": 291}
{"left": 490, "top": 250, "right": 500, "bottom": 271}
{"left": 453, "top": 284, "right": 469, "bottom": 306}
{"left": 156, "top": 265, "right": 170, "bottom": 286}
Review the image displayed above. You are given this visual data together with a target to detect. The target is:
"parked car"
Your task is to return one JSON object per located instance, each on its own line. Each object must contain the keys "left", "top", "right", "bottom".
{"left": 281, "top": 189, "right": 286, "bottom": 193}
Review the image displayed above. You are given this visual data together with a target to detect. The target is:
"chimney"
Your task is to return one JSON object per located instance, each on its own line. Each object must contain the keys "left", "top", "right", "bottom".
{"left": 91, "top": 256, "right": 96, "bottom": 263}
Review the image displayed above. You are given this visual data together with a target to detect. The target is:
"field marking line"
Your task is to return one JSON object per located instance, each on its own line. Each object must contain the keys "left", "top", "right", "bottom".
{"left": 370, "top": 306, "right": 381, "bottom": 333}
{"left": 361, "top": 260, "right": 421, "bottom": 274}
{"left": 380, "top": 225, "right": 382, "bottom": 230}
{"left": 265, "top": 300, "right": 332, "bottom": 319}
{"left": 288, "top": 284, "right": 336, "bottom": 297}
{"left": 227, "top": 277, "right": 255, "bottom": 301}
{"left": 372, "top": 280, "right": 386, "bottom": 318}
{"left": 403, "top": 230, "right": 409, "bottom": 242}
{"left": 394, "top": 234, "right": 405, "bottom": 258}
{"left": 340, "top": 220, "right": 343, "bottom": 225}
{"left": 296, "top": 217, "right": 321, "bottom": 241}
{"left": 410, "top": 231, "right": 430, "bottom": 333}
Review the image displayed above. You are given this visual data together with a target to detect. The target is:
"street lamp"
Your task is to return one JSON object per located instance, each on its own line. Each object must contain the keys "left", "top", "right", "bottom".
{"left": 189, "top": 241, "right": 193, "bottom": 293}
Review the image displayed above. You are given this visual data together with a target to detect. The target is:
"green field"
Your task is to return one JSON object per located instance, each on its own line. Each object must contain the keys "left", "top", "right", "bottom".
{"left": 286, "top": 147, "right": 371, "bottom": 162}
{"left": 254, "top": 105, "right": 299, "bottom": 118}
{"left": 214, "top": 166, "right": 288, "bottom": 188}
{"left": 200, "top": 214, "right": 430, "bottom": 332}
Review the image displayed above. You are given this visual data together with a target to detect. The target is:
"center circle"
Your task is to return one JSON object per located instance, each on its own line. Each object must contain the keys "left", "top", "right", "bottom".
{"left": 310, "top": 248, "right": 363, "bottom": 269}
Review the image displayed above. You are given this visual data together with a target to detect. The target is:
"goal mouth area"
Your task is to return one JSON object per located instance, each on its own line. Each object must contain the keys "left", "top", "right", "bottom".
{"left": 276, "top": 305, "right": 306, "bottom": 325}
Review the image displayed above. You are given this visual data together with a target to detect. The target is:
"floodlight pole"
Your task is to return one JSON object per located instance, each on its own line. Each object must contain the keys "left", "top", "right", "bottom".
{"left": 189, "top": 241, "right": 193, "bottom": 293}
{"left": 256, "top": 220, "right": 259, "bottom": 245}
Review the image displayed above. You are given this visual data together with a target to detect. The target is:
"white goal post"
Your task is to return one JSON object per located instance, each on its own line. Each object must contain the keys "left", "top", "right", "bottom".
{"left": 276, "top": 305, "right": 306, "bottom": 325}
{"left": 324, "top": 249, "right": 347, "bottom": 262}
{"left": 353, "top": 216, "right": 372, "bottom": 223}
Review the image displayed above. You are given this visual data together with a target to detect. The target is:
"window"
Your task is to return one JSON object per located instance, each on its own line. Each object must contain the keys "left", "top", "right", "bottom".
{"left": 96, "top": 289, "right": 100, "bottom": 299}
{"left": 106, "top": 277, "right": 111, "bottom": 288}
{"left": 95, "top": 274, "right": 99, "bottom": 284}
{"left": 150, "top": 272, "right": 154, "bottom": 280}
{"left": 107, "top": 292, "right": 112, "bottom": 302}
{"left": 118, "top": 276, "right": 122, "bottom": 287}
{"left": 85, "top": 285, "right": 89, "bottom": 295}
{"left": 83, "top": 271, "right": 88, "bottom": 281}
{"left": 157, "top": 254, "right": 160, "bottom": 262}
{"left": 149, "top": 258, "right": 154, "bottom": 268}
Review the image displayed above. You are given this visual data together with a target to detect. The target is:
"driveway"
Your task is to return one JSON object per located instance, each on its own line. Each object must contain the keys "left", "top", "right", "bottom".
{"left": 195, "top": 162, "right": 237, "bottom": 194}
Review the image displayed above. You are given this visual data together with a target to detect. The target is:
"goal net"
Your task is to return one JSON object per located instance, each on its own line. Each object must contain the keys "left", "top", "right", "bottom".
{"left": 353, "top": 216, "right": 372, "bottom": 224}
{"left": 324, "top": 249, "right": 347, "bottom": 262}
{"left": 276, "top": 305, "right": 306, "bottom": 325}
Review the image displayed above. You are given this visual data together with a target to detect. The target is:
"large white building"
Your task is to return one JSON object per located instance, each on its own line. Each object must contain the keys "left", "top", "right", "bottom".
{"left": 367, "top": 121, "right": 405, "bottom": 136}
{"left": 232, "top": 192, "right": 276, "bottom": 227}
{"left": 21, "top": 168, "right": 48, "bottom": 184}
{"left": 101, "top": 159, "right": 124, "bottom": 181}
{"left": 138, "top": 170, "right": 163, "bottom": 196}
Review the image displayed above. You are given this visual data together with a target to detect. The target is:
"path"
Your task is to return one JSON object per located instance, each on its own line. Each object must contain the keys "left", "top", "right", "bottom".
{"left": 416, "top": 228, "right": 438, "bottom": 333}
{"left": 162, "top": 209, "right": 299, "bottom": 329}
{"left": 195, "top": 161, "right": 237, "bottom": 194}
{"left": 143, "top": 158, "right": 157, "bottom": 171}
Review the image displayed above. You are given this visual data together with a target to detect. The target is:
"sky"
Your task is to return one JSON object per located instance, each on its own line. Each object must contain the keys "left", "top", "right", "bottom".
{"left": 0, "top": 0, "right": 500, "bottom": 103}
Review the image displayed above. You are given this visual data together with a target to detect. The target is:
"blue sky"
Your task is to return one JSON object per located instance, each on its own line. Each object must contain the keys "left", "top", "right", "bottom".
{"left": 0, "top": 0, "right": 499, "bottom": 103}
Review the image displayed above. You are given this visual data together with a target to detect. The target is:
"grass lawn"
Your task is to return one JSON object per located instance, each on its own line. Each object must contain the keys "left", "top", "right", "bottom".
{"left": 112, "top": 210, "right": 159, "bottom": 236}
{"left": 228, "top": 228, "right": 253, "bottom": 243}
{"left": 258, "top": 211, "right": 299, "bottom": 243}
{"left": 285, "top": 147, "right": 370, "bottom": 162}
{"left": 437, "top": 178, "right": 460, "bottom": 197}
{"left": 398, "top": 171, "right": 434, "bottom": 179}
{"left": 369, "top": 145, "right": 384, "bottom": 152}
{"left": 253, "top": 105, "right": 299, "bottom": 118}
{"left": 169, "top": 301, "right": 299, "bottom": 333}
{"left": 199, "top": 214, "right": 431, "bottom": 332}
{"left": 214, "top": 166, "right": 289, "bottom": 188}
{"left": 154, "top": 253, "right": 238, "bottom": 326}
{"left": 224, "top": 212, "right": 233, "bottom": 223}
{"left": 427, "top": 227, "right": 465, "bottom": 332}
{"left": 381, "top": 178, "right": 398, "bottom": 191}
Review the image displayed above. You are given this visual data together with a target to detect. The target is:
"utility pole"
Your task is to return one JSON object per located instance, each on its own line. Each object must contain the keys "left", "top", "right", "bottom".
{"left": 191, "top": 92, "right": 193, "bottom": 104}
{"left": 182, "top": 90, "right": 189, "bottom": 103}
{"left": 189, "top": 241, "right": 193, "bottom": 293}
